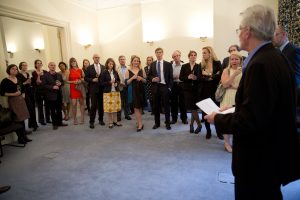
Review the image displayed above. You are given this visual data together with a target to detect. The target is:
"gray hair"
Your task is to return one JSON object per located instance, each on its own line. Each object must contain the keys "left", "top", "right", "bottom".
{"left": 240, "top": 4, "right": 276, "bottom": 41}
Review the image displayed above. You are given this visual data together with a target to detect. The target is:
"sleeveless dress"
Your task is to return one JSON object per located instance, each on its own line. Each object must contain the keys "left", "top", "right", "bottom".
{"left": 220, "top": 68, "right": 242, "bottom": 107}
{"left": 69, "top": 68, "right": 83, "bottom": 99}
{"left": 128, "top": 69, "right": 145, "bottom": 109}
{"left": 59, "top": 71, "right": 70, "bottom": 104}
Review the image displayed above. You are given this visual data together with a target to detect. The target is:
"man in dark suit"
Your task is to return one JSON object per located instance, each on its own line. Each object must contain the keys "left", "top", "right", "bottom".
{"left": 205, "top": 5, "right": 300, "bottom": 199}
{"left": 273, "top": 24, "right": 300, "bottom": 86}
{"left": 43, "top": 62, "right": 67, "bottom": 130}
{"left": 148, "top": 47, "right": 173, "bottom": 130}
{"left": 84, "top": 54, "right": 106, "bottom": 129}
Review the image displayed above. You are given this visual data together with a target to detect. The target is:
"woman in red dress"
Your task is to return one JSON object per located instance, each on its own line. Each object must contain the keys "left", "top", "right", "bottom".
{"left": 69, "top": 57, "right": 85, "bottom": 125}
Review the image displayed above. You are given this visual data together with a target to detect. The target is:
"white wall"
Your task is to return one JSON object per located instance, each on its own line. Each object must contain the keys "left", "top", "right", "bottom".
{"left": 0, "top": 0, "right": 100, "bottom": 69}
{"left": 214, "top": 0, "right": 278, "bottom": 60}
{"left": 0, "top": 0, "right": 278, "bottom": 71}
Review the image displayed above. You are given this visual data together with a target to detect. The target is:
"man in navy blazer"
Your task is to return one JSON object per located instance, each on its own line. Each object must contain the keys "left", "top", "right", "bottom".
{"left": 84, "top": 54, "right": 106, "bottom": 129}
{"left": 148, "top": 47, "right": 173, "bottom": 130}
{"left": 205, "top": 5, "right": 300, "bottom": 199}
{"left": 273, "top": 24, "right": 300, "bottom": 86}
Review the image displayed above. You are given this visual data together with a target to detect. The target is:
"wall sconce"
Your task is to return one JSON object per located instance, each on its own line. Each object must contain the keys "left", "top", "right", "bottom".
{"left": 7, "top": 51, "right": 14, "bottom": 58}
{"left": 200, "top": 36, "right": 208, "bottom": 42}
{"left": 84, "top": 44, "right": 91, "bottom": 49}
{"left": 35, "top": 48, "right": 41, "bottom": 53}
{"left": 146, "top": 41, "right": 154, "bottom": 46}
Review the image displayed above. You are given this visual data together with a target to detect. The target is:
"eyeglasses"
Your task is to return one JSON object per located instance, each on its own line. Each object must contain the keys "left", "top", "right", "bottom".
{"left": 236, "top": 26, "right": 248, "bottom": 35}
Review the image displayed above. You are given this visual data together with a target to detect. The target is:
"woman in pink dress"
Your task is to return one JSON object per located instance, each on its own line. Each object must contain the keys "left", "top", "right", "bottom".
{"left": 69, "top": 57, "right": 85, "bottom": 125}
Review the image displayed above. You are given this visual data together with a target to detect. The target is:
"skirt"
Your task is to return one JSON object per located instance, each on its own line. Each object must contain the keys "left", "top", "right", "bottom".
{"left": 8, "top": 95, "right": 30, "bottom": 122}
{"left": 103, "top": 92, "right": 121, "bottom": 113}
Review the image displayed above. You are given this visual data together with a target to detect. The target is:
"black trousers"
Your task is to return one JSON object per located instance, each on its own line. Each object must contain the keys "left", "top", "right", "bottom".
{"left": 152, "top": 84, "right": 170, "bottom": 125}
{"left": 170, "top": 82, "right": 187, "bottom": 122}
{"left": 86, "top": 91, "right": 90, "bottom": 112}
{"left": 36, "top": 92, "right": 50, "bottom": 123}
{"left": 117, "top": 88, "right": 130, "bottom": 120}
{"left": 25, "top": 90, "right": 38, "bottom": 128}
{"left": 234, "top": 177, "right": 282, "bottom": 200}
{"left": 89, "top": 91, "right": 104, "bottom": 124}
{"left": 47, "top": 94, "right": 63, "bottom": 126}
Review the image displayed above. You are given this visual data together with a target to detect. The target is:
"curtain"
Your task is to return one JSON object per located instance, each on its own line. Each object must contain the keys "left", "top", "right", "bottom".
{"left": 278, "top": 0, "right": 300, "bottom": 45}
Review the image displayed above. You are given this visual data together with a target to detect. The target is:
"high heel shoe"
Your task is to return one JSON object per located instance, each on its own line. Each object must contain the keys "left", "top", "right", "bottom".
{"left": 189, "top": 124, "right": 194, "bottom": 133}
{"left": 74, "top": 119, "right": 78, "bottom": 125}
{"left": 224, "top": 143, "right": 232, "bottom": 153}
{"left": 194, "top": 125, "right": 202, "bottom": 134}
{"left": 217, "top": 132, "right": 224, "bottom": 140}
{"left": 137, "top": 125, "right": 144, "bottom": 132}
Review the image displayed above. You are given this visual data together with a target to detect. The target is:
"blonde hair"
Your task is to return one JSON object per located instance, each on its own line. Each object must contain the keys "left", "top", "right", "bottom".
{"left": 130, "top": 55, "right": 142, "bottom": 70}
{"left": 201, "top": 46, "right": 219, "bottom": 69}
{"left": 228, "top": 52, "right": 243, "bottom": 68}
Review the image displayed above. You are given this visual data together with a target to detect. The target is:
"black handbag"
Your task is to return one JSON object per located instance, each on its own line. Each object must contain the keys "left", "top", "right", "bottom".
{"left": 0, "top": 105, "right": 14, "bottom": 128}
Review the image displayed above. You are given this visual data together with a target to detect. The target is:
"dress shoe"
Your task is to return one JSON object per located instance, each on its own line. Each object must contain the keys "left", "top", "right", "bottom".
{"left": 166, "top": 124, "right": 171, "bottom": 130}
{"left": 206, "top": 131, "right": 212, "bottom": 139}
{"left": 24, "top": 136, "right": 32, "bottom": 142}
{"left": 99, "top": 121, "right": 105, "bottom": 126}
{"left": 152, "top": 124, "right": 160, "bottom": 129}
{"left": 182, "top": 120, "right": 188, "bottom": 124}
{"left": 190, "top": 124, "right": 194, "bottom": 133}
{"left": 125, "top": 116, "right": 132, "bottom": 120}
{"left": 33, "top": 127, "right": 38, "bottom": 131}
{"left": 59, "top": 123, "right": 68, "bottom": 127}
{"left": 18, "top": 137, "right": 27, "bottom": 145}
{"left": 40, "top": 122, "right": 46, "bottom": 126}
{"left": 170, "top": 120, "right": 177, "bottom": 124}
{"left": 194, "top": 125, "right": 202, "bottom": 134}
{"left": 113, "top": 122, "right": 122, "bottom": 127}
{"left": 53, "top": 125, "right": 58, "bottom": 130}
{"left": 90, "top": 123, "right": 95, "bottom": 129}
{"left": 0, "top": 185, "right": 11, "bottom": 194}
{"left": 25, "top": 130, "right": 32, "bottom": 135}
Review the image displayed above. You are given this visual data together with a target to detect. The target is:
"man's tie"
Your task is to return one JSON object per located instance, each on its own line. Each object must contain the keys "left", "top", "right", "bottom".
{"left": 157, "top": 61, "right": 161, "bottom": 81}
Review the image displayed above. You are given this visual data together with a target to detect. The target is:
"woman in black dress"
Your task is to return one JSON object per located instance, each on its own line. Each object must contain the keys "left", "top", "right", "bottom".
{"left": 199, "top": 46, "right": 223, "bottom": 139}
{"left": 32, "top": 59, "right": 50, "bottom": 125}
{"left": 179, "top": 50, "right": 202, "bottom": 134}
{"left": 0, "top": 64, "right": 32, "bottom": 144}
{"left": 144, "top": 56, "right": 153, "bottom": 113}
{"left": 17, "top": 62, "right": 38, "bottom": 131}
{"left": 126, "top": 55, "right": 147, "bottom": 131}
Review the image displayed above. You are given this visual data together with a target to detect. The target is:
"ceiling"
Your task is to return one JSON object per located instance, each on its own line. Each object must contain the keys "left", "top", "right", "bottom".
{"left": 70, "top": 0, "right": 155, "bottom": 10}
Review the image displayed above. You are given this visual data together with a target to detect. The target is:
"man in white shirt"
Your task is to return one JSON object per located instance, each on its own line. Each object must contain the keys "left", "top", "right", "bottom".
{"left": 170, "top": 50, "right": 187, "bottom": 124}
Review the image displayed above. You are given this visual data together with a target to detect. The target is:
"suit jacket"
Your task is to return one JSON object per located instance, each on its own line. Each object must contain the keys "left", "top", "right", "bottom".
{"left": 179, "top": 63, "right": 201, "bottom": 90}
{"left": 100, "top": 70, "right": 120, "bottom": 93}
{"left": 116, "top": 66, "right": 128, "bottom": 91}
{"left": 215, "top": 43, "right": 300, "bottom": 185}
{"left": 282, "top": 42, "right": 300, "bottom": 85}
{"left": 42, "top": 72, "right": 63, "bottom": 101}
{"left": 148, "top": 60, "right": 173, "bottom": 90}
{"left": 84, "top": 64, "right": 105, "bottom": 94}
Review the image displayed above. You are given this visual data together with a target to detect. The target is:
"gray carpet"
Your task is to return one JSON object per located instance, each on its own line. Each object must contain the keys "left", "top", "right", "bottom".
{"left": 0, "top": 112, "right": 299, "bottom": 200}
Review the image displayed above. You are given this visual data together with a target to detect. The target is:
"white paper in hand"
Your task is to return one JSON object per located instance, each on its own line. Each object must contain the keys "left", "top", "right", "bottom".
{"left": 196, "top": 98, "right": 235, "bottom": 115}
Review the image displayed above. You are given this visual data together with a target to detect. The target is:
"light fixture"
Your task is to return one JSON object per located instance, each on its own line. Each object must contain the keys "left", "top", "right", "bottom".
{"left": 84, "top": 44, "right": 91, "bottom": 49}
{"left": 7, "top": 51, "right": 14, "bottom": 58}
{"left": 33, "top": 38, "right": 45, "bottom": 53}
{"left": 35, "top": 48, "right": 41, "bottom": 53}
{"left": 200, "top": 36, "right": 208, "bottom": 42}
{"left": 146, "top": 41, "right": 154, "bottom": 46}
{"left": 7, "top": 43, "right": 16, "bottom": 58}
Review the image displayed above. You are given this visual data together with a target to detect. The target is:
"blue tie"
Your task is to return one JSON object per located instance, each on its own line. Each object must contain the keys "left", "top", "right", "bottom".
{"left": 157, "top": 61, "right": 161, "bottom": 80}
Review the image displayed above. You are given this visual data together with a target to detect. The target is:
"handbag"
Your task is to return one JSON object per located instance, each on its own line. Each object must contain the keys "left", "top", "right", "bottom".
{"left": 215, "top": 68, "right": 230, "bottom": 102}
{"left": 75, "top": 83, "right": 86, "bottom": 98}
{"left": 215, "top": 83, "right": 226, "bottom": 102}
